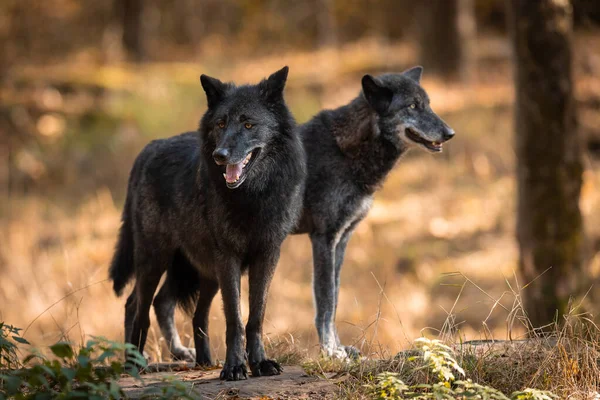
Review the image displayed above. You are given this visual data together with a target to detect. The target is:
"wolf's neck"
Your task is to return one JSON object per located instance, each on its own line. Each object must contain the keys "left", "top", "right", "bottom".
{"left": 331, "top": 96, "right": 408, "bottom": 193}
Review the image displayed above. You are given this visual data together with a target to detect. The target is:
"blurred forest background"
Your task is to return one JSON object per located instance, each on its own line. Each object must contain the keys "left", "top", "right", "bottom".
{"left": 2, "top": 0, "right": 600, "bottom": 361}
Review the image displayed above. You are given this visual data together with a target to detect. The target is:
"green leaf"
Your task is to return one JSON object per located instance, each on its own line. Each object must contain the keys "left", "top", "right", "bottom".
{"left": 75, "top": 364, "right": 92, "bottom": 381}
{"left": 32, "top": 392, "right": 53, "bottom": 400}
{"left": 60, "top": 367, "right": 77, "bottom": 382}
{"left": 50, "top": 342, "right": 74, "bottom": 359}
{"left": 109, "top": 380, "right": 124, "bottom": 399}
{"left": 77, "top": 354, "right": 90, "bottom": 368}
{"left": 38, "top": 364, "right": 57, "bottom": 378}
{"left": 97, "top": 350, "right": 115, "bottom": 363}
{"left": 12, "top": 336, "right": 29, "bottom": 345}
{"left": 0, "top": 374, "right": 23, "bottom": 395}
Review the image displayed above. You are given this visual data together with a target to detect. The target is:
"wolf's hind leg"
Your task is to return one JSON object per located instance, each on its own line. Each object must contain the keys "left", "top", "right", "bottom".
{"left": 125, "top": 291, "right": 136, "bottom": 344}
{"left": 125, "top": 292, "right": 151, "bottom": 361}
{"left": 192, "top": 277, "right": 219, "bottom": 367}
{"left": 128, "top": 248, "right": 168, "bottom": 362}
{"left": 154, "top": 281, "right": 196, "bottom": 362}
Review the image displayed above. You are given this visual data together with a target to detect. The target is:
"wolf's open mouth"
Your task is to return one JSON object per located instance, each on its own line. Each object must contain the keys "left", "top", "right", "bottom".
{"left": 222, "top": 148, "right": 261, "bottom": 189}
{"left": 405, "top": 128, "right": 443, "bottom": 153}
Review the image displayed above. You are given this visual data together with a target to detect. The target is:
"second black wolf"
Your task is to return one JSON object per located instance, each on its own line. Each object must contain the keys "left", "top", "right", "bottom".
{"left": 152, "top": 66, "right": 454, "bottom": 360}
{"left": 294, "top": 67, "right": 454, "bottom": 357}
{"left": 108, "top": 66, "right": 306, "bottom": 380}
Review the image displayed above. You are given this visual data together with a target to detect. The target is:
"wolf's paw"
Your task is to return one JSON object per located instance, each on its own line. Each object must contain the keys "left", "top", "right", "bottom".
{"left": 220, "top": 363, "right": 248, "bottom": 381}
{"left": 322, "top": 344, "right": 348, "bottom": 359}
{"left": 195, "top": 352, "right": 213, "bottom": 368}
{"left": 171, "top": 346, "right": 196, "bottom": 362}
{"left": 344, "top": 345, "right": 361, "bottom": 360}
{"left": 250, "top": 359, "right": 283, "bottom": 377}
{"left": 322, "top": 344, "right": 360, "bottom": 361}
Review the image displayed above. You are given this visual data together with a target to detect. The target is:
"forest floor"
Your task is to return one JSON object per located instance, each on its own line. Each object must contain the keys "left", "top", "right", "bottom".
{"left": 119, "top": 364, "right": 341, "bottom": 400}
{"left": 117, "top": 334, "right": 600, "bottom": 399}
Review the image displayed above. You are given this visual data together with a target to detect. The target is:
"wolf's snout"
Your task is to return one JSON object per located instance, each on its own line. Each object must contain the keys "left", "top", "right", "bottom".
{"left": 213, "top": 148, "right": 230, "bottom": 164}
{"left": 442, "top": 127, "right": 455, "bottom": 141}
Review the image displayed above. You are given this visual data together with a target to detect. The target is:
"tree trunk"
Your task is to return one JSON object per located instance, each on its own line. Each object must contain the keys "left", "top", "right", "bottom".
{"left": 507, "top": 0, "right": 583, "bottom": 328}
{"left": 119, "top": 0, "right": 145, "bottom": 62}
{"left": 416, "top": 0, "right": 476, "bottom": 82}
{"left": 316, "top": 0, "right": 337, "bottom": 48}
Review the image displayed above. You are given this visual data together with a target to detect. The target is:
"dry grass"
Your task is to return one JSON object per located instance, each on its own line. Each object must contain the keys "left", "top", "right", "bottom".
{"left": 305, "top": 280, "right": 600, "bottom": 398}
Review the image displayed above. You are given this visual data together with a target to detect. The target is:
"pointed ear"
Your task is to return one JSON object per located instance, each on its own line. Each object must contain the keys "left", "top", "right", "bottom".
{"left": 402, "top": 66, "right": 423, "bottom": 83}
{"left": 200, "top": 74, "right": 226, "bottom": 108}
{"left": 361, "top": 74, "right": 393, "bottom": 114}
{"left": 260, "top": 66, "right": 289, "bottom": 100}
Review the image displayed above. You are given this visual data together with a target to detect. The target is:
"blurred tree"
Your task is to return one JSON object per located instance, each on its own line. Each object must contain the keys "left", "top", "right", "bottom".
{"left": 508, "top": 0, "right": 583, "bottom": 328}
{"left": 316, "top": 0, "right": 337, "bottom": 48}
{"left": 117, "top": 0, "right": 145, "bottom": 62}
{"left": 416, "top": 0, "right": 476, "bottom": 82}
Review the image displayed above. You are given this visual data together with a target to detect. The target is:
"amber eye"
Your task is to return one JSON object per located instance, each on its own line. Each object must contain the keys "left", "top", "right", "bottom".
{"left": 217, "top": 121, "right": 225, "bottom": 128}
{"left": 244, "top": 123, "right": 253, "bottom": 129}
{"left": 409, "top": 104, "right": 416, "bottom": 109}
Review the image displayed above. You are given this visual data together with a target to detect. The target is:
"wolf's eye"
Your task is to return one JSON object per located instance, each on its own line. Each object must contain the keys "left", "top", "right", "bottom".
{"left": 217, "top": 121, "right": 225, "bottom": 128}
{"left": 244, "top": 123, "right": 253, "bottom": 129}
{"left": 409, "top": 104, "right": 416, "bottom": 109}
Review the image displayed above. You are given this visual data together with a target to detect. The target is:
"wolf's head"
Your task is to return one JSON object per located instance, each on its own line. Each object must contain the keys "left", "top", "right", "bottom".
{"left": 199, "top": 66, "right": 294, "bottom": 189}
{"left": 361, "top": 66, "right": 454, "bottom": 153}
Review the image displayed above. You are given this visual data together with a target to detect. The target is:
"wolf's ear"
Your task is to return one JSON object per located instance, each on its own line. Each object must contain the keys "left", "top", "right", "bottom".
{"left": 200, "top": 74, "right": 227, "bottom": 108}
{"left": 403, "top": 66, "right": 423, "bottom": 83}
{"left": 362, "top": 74, "right": 393, "bottom": 114}
{"left": 260, "top": 66, "right": 289, "bottom": 101}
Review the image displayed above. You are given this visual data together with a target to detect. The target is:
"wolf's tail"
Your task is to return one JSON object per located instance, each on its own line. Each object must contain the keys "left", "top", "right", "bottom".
{"left": 109, "top": 195, "right": 135, "bottom": 296}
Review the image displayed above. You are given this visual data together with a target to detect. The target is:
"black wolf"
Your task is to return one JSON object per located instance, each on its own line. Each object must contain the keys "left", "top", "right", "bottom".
{"left": 151, "top": 66, "right": 454, "bottom": 360}
{"left": 108, "top": 66, "right": 306, "bottom": 381}
{"left": 293, "top": 66, "right": 454, "bottom": 357}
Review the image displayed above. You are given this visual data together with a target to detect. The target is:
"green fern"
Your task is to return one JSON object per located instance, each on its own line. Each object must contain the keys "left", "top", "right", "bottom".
{"left": 366, "top": 338, "right": 558, "bottom": 400}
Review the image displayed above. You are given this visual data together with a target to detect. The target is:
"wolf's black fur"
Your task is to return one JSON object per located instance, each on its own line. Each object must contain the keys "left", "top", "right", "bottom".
{"left": 109, "top": 67, "right": 306, "bottom": 380}
{"left": 151, "top": 66, "right": 454, "bottom": 360}
{"left": 293, "top": 67, "right": 454, "bottom": 357}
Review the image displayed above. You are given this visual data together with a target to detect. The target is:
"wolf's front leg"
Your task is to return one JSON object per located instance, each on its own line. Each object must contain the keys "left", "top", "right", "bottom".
{"left": 191, "top": 276, "right": 219, "bottom": 366}
{"left": 333, "top": 230, "right": 361, "bottom": 359}
{"left": 217, "top": 260, "right": 247, "bottom": 381}
{"left": 246, "top": 251, "right": 283, "bottom": 377}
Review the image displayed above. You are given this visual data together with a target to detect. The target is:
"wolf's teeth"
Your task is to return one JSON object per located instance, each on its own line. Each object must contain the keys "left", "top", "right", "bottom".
{"left": 223, "top": 173, "right": 226, "bottom": 179}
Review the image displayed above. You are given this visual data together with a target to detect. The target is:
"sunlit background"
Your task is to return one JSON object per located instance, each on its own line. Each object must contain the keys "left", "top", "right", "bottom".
{"left": 1, "top": 0, "right": 600, "bottom": 361}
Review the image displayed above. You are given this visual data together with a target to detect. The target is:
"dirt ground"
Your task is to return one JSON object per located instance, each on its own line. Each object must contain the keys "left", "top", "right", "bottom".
{"left": 119, "top": 364, "right": 342, "bottom": 400}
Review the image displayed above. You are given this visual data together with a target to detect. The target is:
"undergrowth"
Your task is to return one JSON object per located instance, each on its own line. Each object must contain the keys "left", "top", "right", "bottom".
{"left": 0, "top": 323, "right": 195, "bottom": 399}
{"left": 302, "top": 302, "right": 600, "bottom": 399}
{"left": 363, "top": 337, "right": 557, "bottom": 400}
{"left": 3, "top": 294, "right": 600, "bottom": 399}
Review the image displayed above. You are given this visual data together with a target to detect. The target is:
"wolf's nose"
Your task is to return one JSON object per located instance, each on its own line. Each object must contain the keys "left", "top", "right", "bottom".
{"left": 213, "top": 148, "right": 230, "bottom": 164}
{"left": 443, "top": 127, "right": 455, "bottom": 141}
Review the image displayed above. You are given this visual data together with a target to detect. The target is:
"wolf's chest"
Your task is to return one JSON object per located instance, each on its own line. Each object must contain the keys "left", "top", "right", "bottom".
{"left": 335, "top": 196, "right": 373, "bottom": 239}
